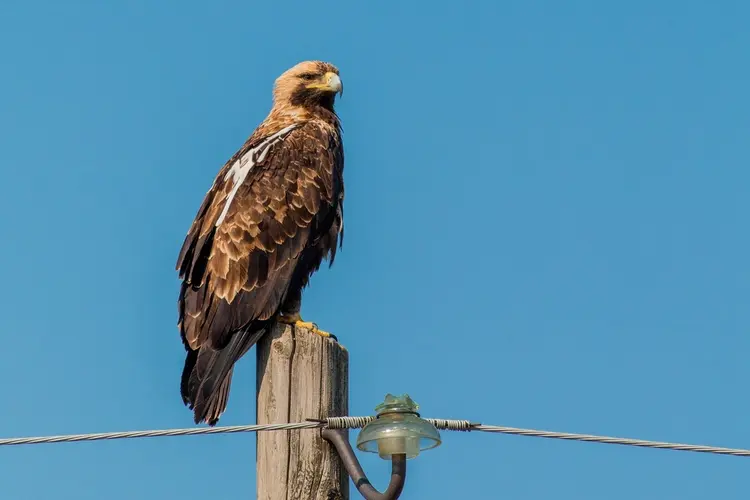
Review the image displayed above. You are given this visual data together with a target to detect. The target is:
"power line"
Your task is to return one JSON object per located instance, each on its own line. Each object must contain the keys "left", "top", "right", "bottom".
{"left": 323, "top": 418, "right": 750, "bottom": 457}
{"left": 0, "top": 422, "right": 320, "bottom": 446}
{"left": 0, "top": 417, "right": 747, "bottom": 458}
{"left": 472, "top": 424, "right": 750, "bottom": 457}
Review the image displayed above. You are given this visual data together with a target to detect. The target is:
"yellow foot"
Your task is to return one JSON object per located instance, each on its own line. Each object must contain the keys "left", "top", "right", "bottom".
{"left": 278, "top": 313, "right": 338, "bottom": 341}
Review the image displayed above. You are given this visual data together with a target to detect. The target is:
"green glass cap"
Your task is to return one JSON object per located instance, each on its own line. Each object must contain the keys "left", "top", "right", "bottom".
{"left": 356, "top": 394, "right": 442, "bottom": 460}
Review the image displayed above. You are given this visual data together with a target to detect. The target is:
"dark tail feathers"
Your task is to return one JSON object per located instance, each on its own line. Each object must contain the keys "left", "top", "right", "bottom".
{"left": 180, "top": 324, "right": 268, "bottom": 425}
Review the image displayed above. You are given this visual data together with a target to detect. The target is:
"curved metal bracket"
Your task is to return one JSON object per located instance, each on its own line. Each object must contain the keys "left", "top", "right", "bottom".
{"left": 321, "top": 428, "right": 406, "bottom": 500}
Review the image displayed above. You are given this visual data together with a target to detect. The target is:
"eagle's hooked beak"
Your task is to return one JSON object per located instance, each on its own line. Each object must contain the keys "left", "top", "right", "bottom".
{"left": 307, "top": 72, "right": 343, "bottom": 96}
{"left": 326, "top": 72, "right": 343, "bottom": 96}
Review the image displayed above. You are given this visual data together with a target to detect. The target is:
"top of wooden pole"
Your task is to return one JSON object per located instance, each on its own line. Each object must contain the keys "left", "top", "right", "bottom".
{"left": 256, "top": 323, "right": 350, "bottom": 500}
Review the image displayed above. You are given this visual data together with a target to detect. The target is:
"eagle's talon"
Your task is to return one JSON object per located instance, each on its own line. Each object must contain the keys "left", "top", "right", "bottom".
{"left": 278, "top": 316, "right": 337, "bottom": 341}
{"left": 313, "top": 328, "right": 338, "bottom": 342}
{"left": 300, "top": 321, "right": 336, "bottom": 341}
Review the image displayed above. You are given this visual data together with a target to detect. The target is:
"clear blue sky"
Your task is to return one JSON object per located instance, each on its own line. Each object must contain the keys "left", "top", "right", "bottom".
{"left": 1, "top": 0, "right": 748, "bottom": 498}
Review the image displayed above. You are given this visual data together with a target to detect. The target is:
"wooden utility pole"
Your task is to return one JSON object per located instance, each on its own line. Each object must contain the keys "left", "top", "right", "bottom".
{"left": 256, "top": 323, "right": 350, "bottom": 500}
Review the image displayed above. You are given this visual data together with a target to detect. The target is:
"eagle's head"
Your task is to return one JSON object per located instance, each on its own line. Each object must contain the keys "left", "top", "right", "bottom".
{"left": 273, "top": 60, "right": 343, "bottom": 111}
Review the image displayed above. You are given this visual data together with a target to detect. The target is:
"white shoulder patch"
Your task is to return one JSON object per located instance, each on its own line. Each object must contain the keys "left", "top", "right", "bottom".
{"left": 215, "top": 124, "right": 299, "bottom": 226}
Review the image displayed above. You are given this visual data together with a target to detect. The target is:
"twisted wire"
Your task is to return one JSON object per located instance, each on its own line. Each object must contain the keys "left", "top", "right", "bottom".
{"left": 0, "top": 422, "right": 320, "bottom": 447}
{"left": 0, "top": 418, "right": 748, "bottom": 458}
{"left": 323, "top": 416, "right": 474, "bottom": 431}
{"left": 324, "top": 416, "right": 373, "bottom": 429}
{"left": 427, "top": 418, "right": 475, "bottom": 431}
{"left": 475, "top": 425, "right": 750, "bottom": 457}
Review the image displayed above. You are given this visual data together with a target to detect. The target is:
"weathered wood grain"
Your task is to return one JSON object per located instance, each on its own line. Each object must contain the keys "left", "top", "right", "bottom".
{"left": 256, "top": 323, "right": 349, "bottom": 500}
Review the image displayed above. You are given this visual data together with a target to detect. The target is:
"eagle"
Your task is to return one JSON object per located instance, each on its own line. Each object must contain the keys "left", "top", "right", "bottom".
{"left": 175, "top": 60, "right": 345, "bottom": 426}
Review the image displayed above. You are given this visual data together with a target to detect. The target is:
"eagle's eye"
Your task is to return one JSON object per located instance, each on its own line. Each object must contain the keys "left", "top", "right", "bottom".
{"left": 299, "top": 73, "right": 318, "bottom": 81}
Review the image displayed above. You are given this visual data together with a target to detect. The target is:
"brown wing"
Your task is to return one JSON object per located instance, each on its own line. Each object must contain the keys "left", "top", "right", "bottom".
{"left": 175, "top": 122, "right": 342, "bottom": 424}
{"left": 176, "top": 121, "right": 341, "bottom": 357}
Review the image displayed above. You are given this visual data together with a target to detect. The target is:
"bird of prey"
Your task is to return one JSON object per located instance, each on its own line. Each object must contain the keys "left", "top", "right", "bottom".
{"left": 175, "top": 60, "right": 345, "bottom": 425}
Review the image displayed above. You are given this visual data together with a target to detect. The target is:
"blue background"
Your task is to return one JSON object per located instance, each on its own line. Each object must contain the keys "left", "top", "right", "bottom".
{"left": 1, "top": 0, "right": 748, "bottom": 498}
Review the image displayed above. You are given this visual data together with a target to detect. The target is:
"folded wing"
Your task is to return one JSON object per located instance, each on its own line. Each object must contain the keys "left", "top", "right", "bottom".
{"left": 175, "top": 123, "right": 341, "bottom": 424}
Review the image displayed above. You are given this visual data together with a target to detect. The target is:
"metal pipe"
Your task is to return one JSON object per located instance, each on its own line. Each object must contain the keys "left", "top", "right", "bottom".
{"left": 321, "top": 428, "right": 407, "bottom": 500}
